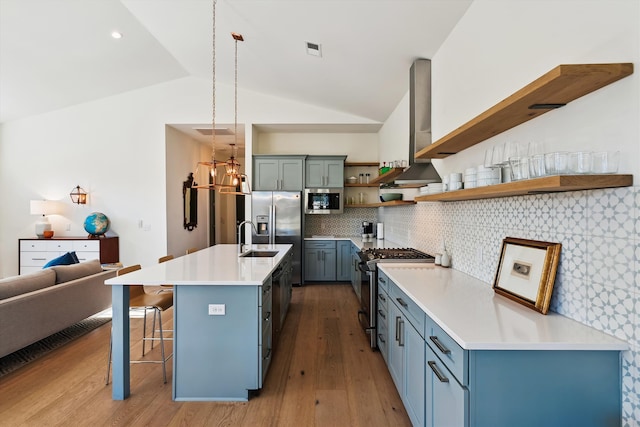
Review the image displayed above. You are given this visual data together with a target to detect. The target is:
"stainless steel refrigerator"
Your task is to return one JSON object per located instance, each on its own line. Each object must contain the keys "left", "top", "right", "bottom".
{"left": 251, "top": 191, "right": 303, "bottom": 285}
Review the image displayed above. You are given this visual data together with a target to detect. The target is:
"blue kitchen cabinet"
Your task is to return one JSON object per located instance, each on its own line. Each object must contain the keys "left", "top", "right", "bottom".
{"left": 336, "top": 240, "right": 352, "bottom": 281}
{"left": 304, "top": 240, "right": 336, "bottom": 282}
{"left": 253, "top": 155, "right": 305, "bottom": 191}
{"left": 387, "top": 278, "right": 426, "bottom": 427}
{"left": 425, "top": 343, "right": 467, "bottom": 427}
{"left": 305, "top": 156, "right": 345, "bottom": 188}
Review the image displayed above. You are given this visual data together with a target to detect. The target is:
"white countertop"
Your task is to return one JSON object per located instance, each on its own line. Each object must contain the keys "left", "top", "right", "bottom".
{"left": 105, "top": 244, "right": 292, "bottom": 286}
{"left": 378, "top": 264, "right": 628, "bottom": 351}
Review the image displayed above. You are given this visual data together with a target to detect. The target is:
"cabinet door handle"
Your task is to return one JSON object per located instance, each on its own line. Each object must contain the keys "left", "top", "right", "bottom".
{"left": 263, "top": 348, "right": 272, "bottom": 361}
{"left": 263, "top": 311, "right": 271, "bottom": 322}
{"left": 395, "top": 316, "right": 401, "bottom": 342}
{"left": 378, "top": 309, "right": 386, "bottom": 319}
{"left": 428, "top": 361, "right": 449, "bottom": 383}
{"left": 429, "top": 336, "right": 451, "bottom": 355}
{"left": 396, "top": 297, "right": 408, "bottom": 309}
{"left": 398, "top": 319, "right": 404, "bottom": 347}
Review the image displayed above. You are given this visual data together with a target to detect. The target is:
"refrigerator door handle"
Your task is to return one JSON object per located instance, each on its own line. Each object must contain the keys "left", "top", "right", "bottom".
{"left": 270, "top": 205, "right": 276, "bottom": 244}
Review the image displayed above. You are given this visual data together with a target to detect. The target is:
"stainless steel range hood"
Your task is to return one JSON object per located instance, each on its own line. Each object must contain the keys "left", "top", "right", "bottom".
{"left": 394, "top": 59, "right": 442, "bottom": 184}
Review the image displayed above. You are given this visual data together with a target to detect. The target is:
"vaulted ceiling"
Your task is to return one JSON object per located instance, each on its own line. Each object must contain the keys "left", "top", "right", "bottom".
{"left": 0, "top": 0, "right": 472, "bottom": 125}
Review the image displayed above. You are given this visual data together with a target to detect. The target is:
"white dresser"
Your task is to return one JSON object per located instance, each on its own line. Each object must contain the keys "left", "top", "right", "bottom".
{"left": 19, "top": 236, "right": 119, "bottom": 274}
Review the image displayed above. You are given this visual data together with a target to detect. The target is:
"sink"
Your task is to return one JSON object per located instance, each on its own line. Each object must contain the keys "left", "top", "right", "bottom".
{"left": 239, "top": 250, "right": 279, "bottom": 258}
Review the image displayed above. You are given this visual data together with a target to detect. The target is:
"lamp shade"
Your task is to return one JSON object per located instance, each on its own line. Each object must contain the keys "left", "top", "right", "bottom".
{"left": 30, "top": 200, "right": 55, "bottom": 216}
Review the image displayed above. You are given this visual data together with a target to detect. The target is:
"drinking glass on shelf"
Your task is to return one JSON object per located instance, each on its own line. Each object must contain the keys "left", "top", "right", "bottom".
{"left": 569, "top": 151, "right": 593, "bottom": 174}
{"left": 592, "top": 151, "right": 619, "bottom": 174}
{"left": 529, "top": 154, "right": 546, "bottom": 178}
{"left": 509, "top": 156, "right": 530, "bottom": 181}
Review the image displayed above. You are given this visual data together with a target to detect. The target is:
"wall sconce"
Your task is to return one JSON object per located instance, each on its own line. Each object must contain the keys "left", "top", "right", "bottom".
{"left": 70, "top": 185, "right": 87, "bottom": 204}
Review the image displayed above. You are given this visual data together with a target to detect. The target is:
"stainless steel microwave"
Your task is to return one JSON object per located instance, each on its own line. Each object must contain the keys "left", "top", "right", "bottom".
{"left": 304, "top": 188, "right": 343, "bottom": 214}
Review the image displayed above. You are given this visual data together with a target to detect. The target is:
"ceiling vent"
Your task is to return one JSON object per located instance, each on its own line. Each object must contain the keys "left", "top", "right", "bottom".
{"left": 194, "top": 127, "right": 233, "bottom": 136}
{"left": 306, "top": 42, "right": 322, "bottom": 57}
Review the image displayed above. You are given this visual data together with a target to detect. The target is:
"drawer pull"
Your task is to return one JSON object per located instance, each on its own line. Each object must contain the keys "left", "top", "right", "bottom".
{"left": 428, "top": 361, "right": 449, "bottom": 383}
{"left": 377, "top": 309, "right": 386, "bottom": 320}
{"left": 263, "top": 285, "right": 272, "bottom": 294}
{"left": 379, "top": 277, "right": 386, "bottom": 283}
{"left": 396, "top": 297, "right": 408, "bottom": 309}
{"left": 31, "top": 258, "right": 47, "bottom": 261}
{"left": 429, "top": 336, "right": 451, "bottom": 355}
{"left": 263, "top": 348, "right": 272, "bottom": 361}
{"left": 263, "top": 311, "right": 271, "bottom": 322}
{"left": 378, "top": 293, "right": 386, "bottom": 302}
{"left": 378, "top": 334, "right": 386, "bottom": 344}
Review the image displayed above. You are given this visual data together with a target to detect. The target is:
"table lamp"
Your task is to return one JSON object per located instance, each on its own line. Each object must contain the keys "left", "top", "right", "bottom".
{"left": 30, "top": 200, "right": 55, "bottom": 238}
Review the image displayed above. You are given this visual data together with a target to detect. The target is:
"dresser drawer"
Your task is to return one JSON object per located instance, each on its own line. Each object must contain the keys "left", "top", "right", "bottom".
{"left": 426, "top": 316, "right": 467, "bottom": 385}
{"left": 73, "top": 240, "right": 100, "bottom": 251}
{"left": 20, "top": 251, "right": 55, "bottom": 267}
{"left": 45, "top": 240, "right": 74, "bottom": 251}
{"left": 75, "top": 251, "right": 100, "bottom": 262}
{"left": 389, "top": 282, "right": 425, "bottom": 338}
{"left": 20, "top": 240, "right": 47, "bottom": 251}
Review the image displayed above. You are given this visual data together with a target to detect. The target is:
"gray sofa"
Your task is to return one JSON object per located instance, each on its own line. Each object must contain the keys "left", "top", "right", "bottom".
{"left": 0, "top": 259, "right": 117, "bottom": 358}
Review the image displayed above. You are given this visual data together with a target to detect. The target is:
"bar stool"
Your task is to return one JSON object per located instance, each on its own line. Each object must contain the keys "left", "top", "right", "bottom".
{"left": 106, "top": 264, "right": 174, "bottom": 384}
{"left": 186, "top": 247, "right": 197, "bottom": 255}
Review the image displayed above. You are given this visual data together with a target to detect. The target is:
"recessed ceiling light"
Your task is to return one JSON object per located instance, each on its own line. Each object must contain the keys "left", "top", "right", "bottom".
{"left": 111, "top": 31, "right": 123, "bottom": 39}
{"left": 306, "top": 41, "right": 322, "bottom": 57}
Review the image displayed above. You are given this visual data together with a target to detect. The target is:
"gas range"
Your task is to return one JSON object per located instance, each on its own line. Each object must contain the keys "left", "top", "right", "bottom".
{"left": 358, "top": 247, "right": 435, "bottom": 270}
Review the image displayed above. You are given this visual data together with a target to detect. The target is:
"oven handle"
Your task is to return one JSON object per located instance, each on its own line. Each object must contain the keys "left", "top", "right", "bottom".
{"left": 357, "top": 262, "right": 372, "bottom": 274}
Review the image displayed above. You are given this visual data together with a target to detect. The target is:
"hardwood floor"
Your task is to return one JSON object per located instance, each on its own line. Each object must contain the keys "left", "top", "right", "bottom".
{"left": 0, "top": 284, "right": 411, "bottom": 426}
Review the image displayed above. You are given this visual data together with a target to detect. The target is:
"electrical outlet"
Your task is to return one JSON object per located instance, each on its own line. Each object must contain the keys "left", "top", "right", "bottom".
{"left": 208, "top": 304, "right": 225, "bottom": 315}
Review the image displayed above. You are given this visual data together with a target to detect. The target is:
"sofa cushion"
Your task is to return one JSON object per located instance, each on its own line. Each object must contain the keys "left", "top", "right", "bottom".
{"left": 0, "top": 269, "right": 56, "bottom": 300}
{"left": 43, "top": 251, "right": 78, "bottom": 268}
{"left": 51, "top": 259, "right": 103, "bottom": 284}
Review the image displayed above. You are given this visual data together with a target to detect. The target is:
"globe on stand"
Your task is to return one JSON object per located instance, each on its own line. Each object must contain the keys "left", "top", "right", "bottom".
{"left": 84, "top": 212, "right": 110, "bottom": 237}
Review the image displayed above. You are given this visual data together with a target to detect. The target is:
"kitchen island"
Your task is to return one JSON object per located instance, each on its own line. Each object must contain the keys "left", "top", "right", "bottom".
{"left": 105, "top": 243, "right": 292, "bottom": 401}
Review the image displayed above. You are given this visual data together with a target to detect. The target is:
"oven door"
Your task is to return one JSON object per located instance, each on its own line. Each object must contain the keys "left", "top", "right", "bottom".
{"left": 357, "top": 261, "right": 376, "bottom": 348}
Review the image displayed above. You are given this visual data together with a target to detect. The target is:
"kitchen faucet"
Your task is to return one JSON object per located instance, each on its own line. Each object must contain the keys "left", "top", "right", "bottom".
{"left": 237, "top": 220, "right": 258, "bottom": 253}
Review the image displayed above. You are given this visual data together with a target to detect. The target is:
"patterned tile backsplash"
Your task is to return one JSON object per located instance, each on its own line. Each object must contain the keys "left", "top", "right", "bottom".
{"left": 304, "top": 208, "right": 378, "bottom": 237}
{"left": 373, "top": 186, "right": 639, "bottom": 423}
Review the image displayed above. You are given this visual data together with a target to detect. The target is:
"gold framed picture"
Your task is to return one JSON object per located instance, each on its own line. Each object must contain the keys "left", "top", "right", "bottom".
{"left": 493, "top": 237, "right": 562, "bottom": 314}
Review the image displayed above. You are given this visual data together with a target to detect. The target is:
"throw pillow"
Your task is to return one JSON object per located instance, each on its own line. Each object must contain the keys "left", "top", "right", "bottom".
{"left": 43, "top": 252, "right": 78, "bottom": 269}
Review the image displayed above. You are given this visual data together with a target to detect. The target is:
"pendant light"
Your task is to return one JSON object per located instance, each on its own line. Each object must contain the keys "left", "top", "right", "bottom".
{"left": 219, "top": 32, "right": 251, "bottom": 195}
{"left": 193, "top": 0, "right": 222, "bottom": 190}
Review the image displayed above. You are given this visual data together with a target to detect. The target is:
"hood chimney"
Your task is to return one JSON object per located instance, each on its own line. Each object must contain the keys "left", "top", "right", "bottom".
{"left": 394, "top": 58, "right": 442, "bottom": 184}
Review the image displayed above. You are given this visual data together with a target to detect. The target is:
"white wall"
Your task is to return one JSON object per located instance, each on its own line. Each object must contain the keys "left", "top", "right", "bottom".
{"left": 0, "top": 76, "right": 379, "bottom": 277}
{"left": 165, "top": 125, "right": 210, "bottom": 257}
{"left": 255, "top": 132, "right": 379, "bottom": 162}
{"left": 378, "top": 0, "right": 640, "bottom": 422}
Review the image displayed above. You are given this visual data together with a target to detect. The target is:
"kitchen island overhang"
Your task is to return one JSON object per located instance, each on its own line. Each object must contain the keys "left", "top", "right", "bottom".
{"left": 105, "top": 244, "right": 293, "bottom": 401}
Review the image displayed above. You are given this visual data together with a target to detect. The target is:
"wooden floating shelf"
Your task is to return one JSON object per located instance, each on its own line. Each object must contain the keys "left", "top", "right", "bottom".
{"left": 369, "top": 168, "right": 405, "bottom": 185}
{"left": 414, "top": 174, "right": 633, "bottom": 202}
{"left": 344, "top": 162, "right": 379, "bottom": 167}
{"left": 346, "top": 200, "right": 416, "bottom": 208}
{"left": 416, "top": 63, "right": 634, "bottom": 159}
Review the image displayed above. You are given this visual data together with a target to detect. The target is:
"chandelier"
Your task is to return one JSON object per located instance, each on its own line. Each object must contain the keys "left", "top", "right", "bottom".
{"left": 194, "top": 0, "right": 250, "bottom": 196}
